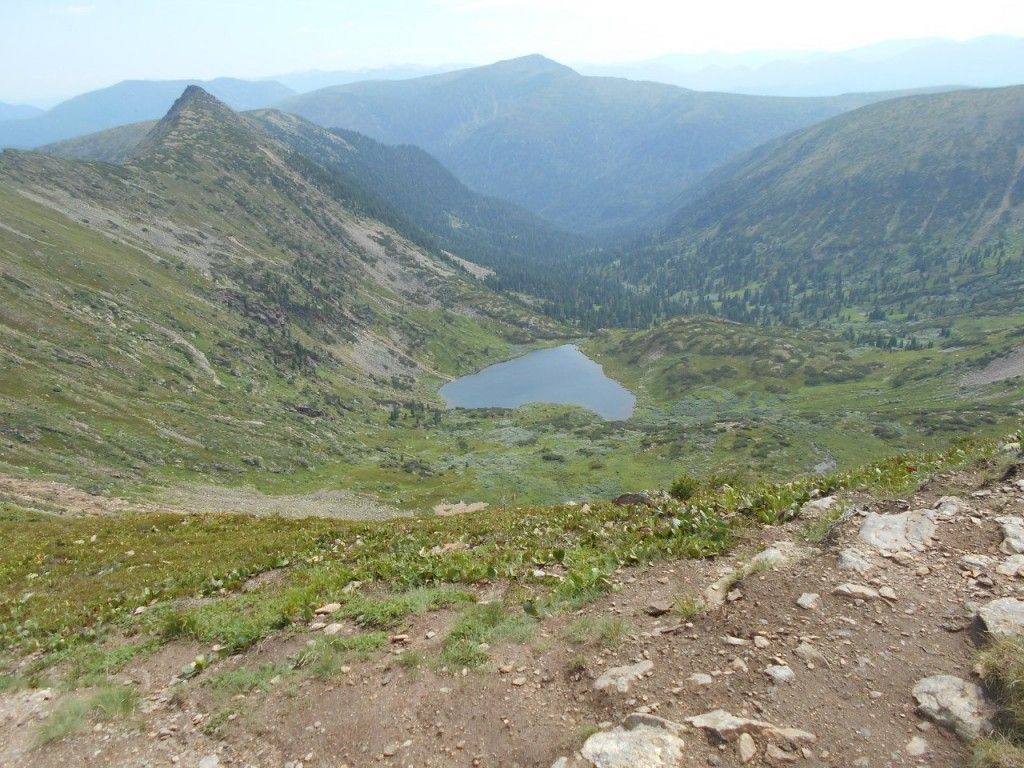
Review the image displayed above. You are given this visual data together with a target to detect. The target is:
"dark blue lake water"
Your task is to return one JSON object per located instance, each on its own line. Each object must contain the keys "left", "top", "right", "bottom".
{"left": 439, "top": 344, "right": 636, "bottom": 420}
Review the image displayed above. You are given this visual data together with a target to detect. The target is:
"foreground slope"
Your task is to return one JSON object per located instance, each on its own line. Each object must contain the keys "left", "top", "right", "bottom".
{"left": 277, "top": 55, "right": 910, "bottom": 236}
{"left": 0, "top": 86, "right": 556, "bottom": 492}
{"left": 620, "top": 86, "right": 1024, "bottom": 325}
{"left": 1, "top": 435, "right": 1021, "bottom": 767}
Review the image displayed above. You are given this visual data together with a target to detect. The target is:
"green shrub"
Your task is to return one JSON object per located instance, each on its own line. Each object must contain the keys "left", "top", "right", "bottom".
{"left": 669, "top": 474, "right": 699, "bottom": 501}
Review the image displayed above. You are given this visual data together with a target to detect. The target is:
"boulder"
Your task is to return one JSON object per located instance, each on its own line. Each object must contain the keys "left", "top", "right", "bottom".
{"left": 594, "top": 660, "right": 653, "bottom": 694}
{"left": 996, "top": 516, "right": 1024, "bottom": 554}
{"left": 912, "top": 675, "right": 992, "bottom": 741}
{"left": 976, "top": 597, "right": 1024, "bottom": 637}
{"left": 560, "top": 714, "right": 686, "bottom": 768}
{"left": 858, "top": 510, "right": 936, "bottom": 553}
{"left": 996, "top": 555, "right": 1024, "bottom": 577}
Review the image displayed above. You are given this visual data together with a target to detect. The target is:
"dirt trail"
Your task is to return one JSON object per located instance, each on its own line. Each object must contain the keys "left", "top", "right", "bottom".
{"left": 4, "top": 463, "right": 1024, "bottom": 767}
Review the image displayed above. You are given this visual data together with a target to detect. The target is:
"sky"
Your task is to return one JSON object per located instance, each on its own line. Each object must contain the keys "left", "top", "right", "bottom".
{"left": 2, "top": 0, "right": 1023, "bottom": 103}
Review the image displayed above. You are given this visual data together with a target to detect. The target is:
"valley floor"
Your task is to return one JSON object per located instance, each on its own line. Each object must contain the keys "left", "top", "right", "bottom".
{"left": 3, "top": 441, "right": 1024, "bottom": 767}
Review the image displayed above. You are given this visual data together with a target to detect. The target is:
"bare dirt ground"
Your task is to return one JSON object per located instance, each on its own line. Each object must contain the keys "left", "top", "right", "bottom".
{"left": 4, "top": 464, "right": 1024, "bottom": 767}
{"left": 0, "top": 475, "right": 151, "bottom": 516}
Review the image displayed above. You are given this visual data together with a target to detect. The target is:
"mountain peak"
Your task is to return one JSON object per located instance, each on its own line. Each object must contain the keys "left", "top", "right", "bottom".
{"left": 485, "top": 54, "right": 577, "bottom": 77}
{"left": 129, "top": 85, "right": 259, "bottom": 164}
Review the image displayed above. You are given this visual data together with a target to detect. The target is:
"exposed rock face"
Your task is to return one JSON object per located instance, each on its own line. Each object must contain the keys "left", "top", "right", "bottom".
{"left": 554, "top": 714, "right": 686, "bottom": 768}
{"left": 858, "top": 510, "right": 936, "bottom": 553}
{"left": 593, "top": 660, "right": 653, "bottom": 694}
{"left": 976, "top": 597, "right": 1024, "bottom": 637}
{"left": 912, "top": 675, "right": 992, "bottom": 741}
{"left": 684, "top": 710, "right": 815, "bottom": 746}
{"left": 996, "top": 554, "right": 1024, "bottom": 577}
{"left": 996, "top": 516, "right": 1024, "bottom": 554}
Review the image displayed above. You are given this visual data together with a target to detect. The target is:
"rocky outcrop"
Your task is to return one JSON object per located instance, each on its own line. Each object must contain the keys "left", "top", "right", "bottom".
{"left": 912, "top": 675, "right": 992, "bottom": 740}
{"left": 553, "top": 714, "right": 685, "bottom": 768}
{"left": 858, "top": 509, "right": 936, "bottom": 553}
{"left": 976, "top": 597, "right": 1024, "bottom": 638}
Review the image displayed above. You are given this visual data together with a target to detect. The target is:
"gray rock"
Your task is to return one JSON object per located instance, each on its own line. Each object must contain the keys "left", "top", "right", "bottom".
{"left": 738, "top": 732, "right": 757, "bottom": 763}
{"left": 837, "top": 549, "right": 874, "bottom": 574}
{"left": 765, "top": 664, "right": 796, "bottom": 684}
{"left": 799, "top": 496, "right": 837, "bottom": 518}
{"left": 594, "top": 660, "right": 653, "bottom": 694}
{"left": 576, "top": 714, "right": 686, "bottom": 768}
{"left": 934, "top": 496, "right": 967, "bottom": 520}
{"left": 858, "top": 510, "right": 936, "bottom": 553}
{"left": 961, "top": 554, "right": 995, "bottom": 570}
{"left": 794, "top": 642, "right": 827, "bottom": 667}
{"left": 796, "top": 592, "right": 820, "bottom": 610}
{"left": 997, "top": 555, "right": 1024, "bottom": 577}
{"left": 688, "top": 672, "right": 714, "bottom": 687}
{"left": 912, "top": 675, "right": 992, "bottom": 740}
{"left": 198, "top": 758, "right": 220, "bottom": 768}
{"left": 832, "top": 583, "right": 880, "bottom": 601}
{"left": 905, "top": 736, "right": 929, "bottom": 756}
{"left": 996, "top": 516, "right": 1024, "bottom": 554}
{"left": 976, "top": 597, "right": 1024, "bottom": 637}
{"left": 685, "top": 710, "right": 815, "bottom": 746}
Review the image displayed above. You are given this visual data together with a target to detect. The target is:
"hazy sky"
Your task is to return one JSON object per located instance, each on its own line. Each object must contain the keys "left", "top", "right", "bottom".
{"left": 2, "top": 0, "right": 1023, "bottom": 103}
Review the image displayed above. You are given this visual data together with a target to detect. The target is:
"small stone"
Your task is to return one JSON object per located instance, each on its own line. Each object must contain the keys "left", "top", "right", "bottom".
{"left": 754, "top": 635, "right": 770, "bottom": 649}
{"left": 594, "top": 660, "right": 654, "bottom": 694}
{"left": 796, "top": 592, "right": 820, "bottom": 610}
{"left": 315, "top": 603, "right": 341, "bottom": 615}
{"left": 837, "top": 549, "right": 874, "bottom": 575}
{"left": 996, "top": 517, "right": 1024, "bottom": 554}
{"left": 512, "top": 676, "right": 527, "bottom": 687}
{"left": 878, "top": 586, "right": 897, "bottom": 601}
{"left": 794, "top": 642, "right": 827, "bottom": 667}
{"left": 738, "top": 733, "right": 757, "bottom": 763}
{"left": 997, "top": 555, "right": 1024, "bottom": 577}
{"left": 765, "top": 743, "right": 798, "bottom": 764}
{"left": 833, "top": 583, "right": 880, "bottom": 601}
{"left": 765, "top": 664, "right": 795, "bottom": 685}
{"left": 688, "top": 673, "right": 714, "bottom": 687}
{"left": 905, "top": 736, "right": 928, "bottom": 756}
{"left": 645, "top": 601, "right": 673, "bottom": 617}
{"left": 198, "top": 757, "right": 219, "bottom": 768}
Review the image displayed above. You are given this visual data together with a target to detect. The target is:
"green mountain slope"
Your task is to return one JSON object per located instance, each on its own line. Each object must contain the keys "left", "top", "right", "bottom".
{"left": 39, "top": 106, "right": 586, "bottom": 284}
{"left": 0, "top": 86, "right": 557, "bottom": 493}
{"left": 0, "top": 78, "right": 294, "bottom": 149}
{"left": 276, "top": 55, "right": 923, "bottom": 236}
{"left": 615, "top": 86, "right": 1024, "bottom": 326}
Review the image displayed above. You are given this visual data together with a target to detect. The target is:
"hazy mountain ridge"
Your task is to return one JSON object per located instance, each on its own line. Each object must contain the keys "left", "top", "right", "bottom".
{"left": 0, "top": 77, "right": 294, "bottom": 150}
{"left": 0, "top": 101, "right": 43, "bottom": 122}
{"left": 277, "top": 55, "right": 916, "bottom": 236}
{"left": 580, "top": 36, "right": 1024, "bottom": 96}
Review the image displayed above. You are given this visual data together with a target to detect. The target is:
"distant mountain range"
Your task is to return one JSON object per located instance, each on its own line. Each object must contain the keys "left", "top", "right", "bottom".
{"left": 269, "top": 65, "right": 465, "bottom": 93}
{"left": 0, "top": 102, "right": 42, "bottom": 122}
{"left": 0, "top": 78, "right": 294, "bottom": 149}
{"left": 278, "top": 55, "right": 924, "bottom": 236}
{"left": 579, "top": 36, "right": 1024, "bottom": 96}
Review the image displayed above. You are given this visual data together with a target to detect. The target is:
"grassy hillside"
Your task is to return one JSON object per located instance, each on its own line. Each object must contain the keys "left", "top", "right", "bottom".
{"left": 0, "top": 87, "right": 560, "bottom": 498}
{"left": 618, "top": 86, "right": 1024, "bottom": 327}
{"left": 277, "top": 55, "right": 910, "bottom": 236}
